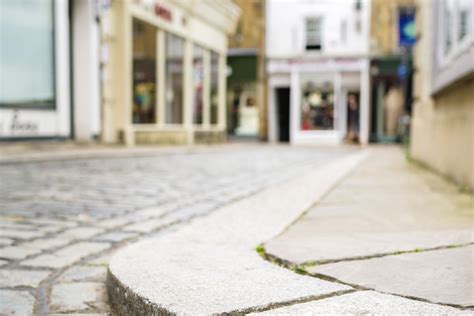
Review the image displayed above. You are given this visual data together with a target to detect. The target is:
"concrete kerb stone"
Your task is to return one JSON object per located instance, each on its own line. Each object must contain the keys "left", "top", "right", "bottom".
{"left": 106, "top": 150, "right": 370, "bottom": 315}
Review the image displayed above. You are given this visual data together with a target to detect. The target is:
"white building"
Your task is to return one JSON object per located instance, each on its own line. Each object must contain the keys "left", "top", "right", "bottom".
{"left": 266, "top": 0, "right": 371, "bottom": 145}
{"left": 0, "top": 0, "right": 100, "bottom": 141}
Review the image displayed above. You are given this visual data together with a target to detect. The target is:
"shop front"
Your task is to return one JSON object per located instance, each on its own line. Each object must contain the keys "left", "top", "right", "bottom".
{"left": 101, "top": 0, "right": 240, "bottom": 145}
{"left": 267, "top": 58, "right": 370, "bottom": 145}
{"left": 0, "top": 0, "right": 71, "bottom": 139}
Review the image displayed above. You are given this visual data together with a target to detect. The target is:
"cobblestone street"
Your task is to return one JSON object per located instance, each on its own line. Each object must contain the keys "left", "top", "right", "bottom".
{"left": 0, "top": 145, "right": 353, "bottom": 314}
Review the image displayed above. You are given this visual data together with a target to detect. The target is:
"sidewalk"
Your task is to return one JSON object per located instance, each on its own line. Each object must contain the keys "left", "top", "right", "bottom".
{"left": 0, "top": 140, "right": 265, "bottom": 164}
{"left": 106, "top": 146, "right": 473, "bottom": 314}
{"left": 264, "top": 146, "right": 474, "bottom": 308}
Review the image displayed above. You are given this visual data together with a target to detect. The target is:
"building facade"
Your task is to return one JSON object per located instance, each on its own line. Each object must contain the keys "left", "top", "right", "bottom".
{"left": 227, "top": 0, "right": 266, "bottom": 140}
{"left": 0, "top": 0, "right": 240, "bottom": 146}
{"left": 100, "top": 0, "right": 240, "bottom": 145}
{"left": 266, "top": 0, "right": 371, "bottom": 145}
{"left": 369, "top": 0, "right": 416, "bottom": 143}
{"left": 410, "top": 0, "right": 474, "bottom": 189}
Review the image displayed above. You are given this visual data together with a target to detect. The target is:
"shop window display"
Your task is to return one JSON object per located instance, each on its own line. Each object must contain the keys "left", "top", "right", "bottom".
{"left": 165, "top": 33, "right": 184, "bottom": 124}
{"left": 0, "top": 0, "right": 55, "bottom": 108}
{"left": 193, "top": 45, "right": 204, "bottom": 125}
{"left": 210, "top": 51, "right": 219, "bottom": 125}
{"left": 132, "top": 19, "right": 156, "bottom": 124}
{"left": 301, "top": 80, "right": 334, "bottom": 130}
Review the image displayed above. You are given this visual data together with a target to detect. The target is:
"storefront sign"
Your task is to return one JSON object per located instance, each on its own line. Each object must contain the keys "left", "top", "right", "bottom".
{"left": 0, "top": 110, "right": 39, "bottom": 136}
{"left": 154, "top": 3, "right": 172, "bottom": 22}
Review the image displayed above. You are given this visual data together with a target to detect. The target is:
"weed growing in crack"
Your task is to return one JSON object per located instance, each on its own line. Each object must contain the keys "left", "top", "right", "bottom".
{"left": 256, "top": 244, "right": 266, "bottom": 256}
{"left": 291, "top": 265, "right": 308, "bottom": 275}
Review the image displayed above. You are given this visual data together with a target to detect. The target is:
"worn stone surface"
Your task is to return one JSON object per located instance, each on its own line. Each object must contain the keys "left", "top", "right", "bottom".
{"left": 0, "top": 290, "right": 36, "bottom": 315}
{"left": 252, "top": 291, "right": 468, "bottom": 315}
{"left": 121, "top": 217, "right": 176, "bottom": 233}
{"left": 0, "top": 245, "right": 41, "bottom": 260}
{"left": 59, "top": 265, "right": 108, "bottom": 282}
{"left": 93, "top": 232, "right": 137, "bottom": 243}
{"left": 0, "top": 229, "right": 45, "bottom": 239}
{"left": 50, "top": 282, "right": 108, "bottom": 312}
{"left": 55, "top": 227, "right": 104, "bottom": 241}
{"left": 309, "top": 245, "right": 474, "bottom": 307}
{"left": 24, "top": 237, "right": 71, "bottom": 251}
{"left": 0, "top": 237, "right": 14, "bottom": 246}
{"left": 107, "top": 151, "right": 368, "bottom": 314}
{"left": 0, "top": 269, "right": 50, "bottom": 287}
{"left": 265, "top": 147, "right": 474, "bottom": 264}
{"left": 21, "top": 242, "right": 110, "bottom": 268}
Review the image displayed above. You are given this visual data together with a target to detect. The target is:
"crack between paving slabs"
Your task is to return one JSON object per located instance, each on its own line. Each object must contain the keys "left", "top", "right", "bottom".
{"left": 257, "top": 244, "right": 474, "bottom": 312}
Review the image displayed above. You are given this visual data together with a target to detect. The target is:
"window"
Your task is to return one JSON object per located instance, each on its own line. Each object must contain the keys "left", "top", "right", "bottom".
{"left": 439, "top": 0, "right": 473, "bottom": 62}
{"left": 305, "top": 17, "right": 322, "bottom": 51}
{"left": 193, "top": 45, "right": 204, "bottom": 125}
{"left": 210, "top": 52, "right": 219, "bottom": 125}
{"left": 300, "top": 74, "right": 334, "bottom": 131}
{"left": 443, "top": 1, "right": 455, "bottom": 55}
{"left": 0, "top": 0, "right": 55, "bottom": 109}
{"left": 165, "top": 33, "right": 184, "bottom": 124}
{"left": 132, "top": 19, "right": 157, "bottom": 124}
{"left": 458, "top": 0, "right": 471, "bottom": 42}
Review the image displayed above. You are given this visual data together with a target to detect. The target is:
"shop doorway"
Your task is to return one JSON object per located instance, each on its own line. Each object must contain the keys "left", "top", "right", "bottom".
{"left": 276, "top": 87, "right": 290, "bottom": 142}
{"left": 346, "top": 91, "right": 360, "bottom": 143}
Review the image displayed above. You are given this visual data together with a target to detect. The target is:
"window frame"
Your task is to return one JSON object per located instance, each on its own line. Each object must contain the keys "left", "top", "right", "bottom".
{"left": 305, "top": 17, "right": 323, "bottom": 51}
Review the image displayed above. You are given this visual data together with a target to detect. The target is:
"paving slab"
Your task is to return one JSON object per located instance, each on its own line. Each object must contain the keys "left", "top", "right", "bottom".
{"left": 0, "top": 269, "right": 50, "bottom": 287}
{"left": 0, "top": 237, "right": 14, "bottom": 246}
{"left": 0, "top": 245, "right": 42, "bottom": 260}
{"left": 0, "top": 229, "right": 45, "bottom": 239}
{"left": 21, "top": 242, "right": 110, "bottom": 268}
{"left": 265, "top": 147, "right": 474, "bottom": 264}
{"left": 0, "top": 290, "right": 35, "bottom": 315}
{"left": 252, "top": 291, "right": 469, "bottom": 315}
{"left": 107, "top": 151, "right": 368, "bottom": 314}
{"left": 50, "top": 282, "right": 108, "bottom": 312}
{"left": 93, "top": 232, "right": 137, "bottom": 243}
{"left": 59, "top": 265, "right": 107, "bottom": 282}
{"left": 308, "top": 245, "right": 474, "bottom": 307}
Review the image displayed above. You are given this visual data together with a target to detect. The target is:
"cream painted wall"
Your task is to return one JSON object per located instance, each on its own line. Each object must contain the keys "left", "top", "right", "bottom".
{"left": 411, "top": 79, "right": 474, "bottom": 189}
{"left": 410, "top": 0, "right": 474, "bottom": 189}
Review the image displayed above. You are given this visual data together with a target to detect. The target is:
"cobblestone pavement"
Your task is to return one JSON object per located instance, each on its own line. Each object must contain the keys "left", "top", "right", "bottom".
{"left": 0, "top": 145, "right": 354, "bottom": 315}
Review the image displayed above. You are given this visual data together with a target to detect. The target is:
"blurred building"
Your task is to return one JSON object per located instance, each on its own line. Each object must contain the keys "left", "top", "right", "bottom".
{"left": 410, "top": 0, "right": 474, "bottom": 189}
{"left": 266, "top": 0, "right": 371, "bottom": 145}
{"left": 369, "top": 0, "right": 416, "bottom": 143}
{"left": 0, "top": 0, "right": 63, "bottom": 139}
{"left": 0, "top": 0, "right": 240, "bottom": 145}
{"left": 227, "top": 0, "right": 266, "bottom": 140}
{"left": 100, "top": 0, "right": 240, "bottom": 145}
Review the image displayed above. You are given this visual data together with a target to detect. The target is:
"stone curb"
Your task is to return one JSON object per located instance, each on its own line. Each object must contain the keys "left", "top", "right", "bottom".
{"left": 106, "top": 151, "right": 370, "bottom": 315}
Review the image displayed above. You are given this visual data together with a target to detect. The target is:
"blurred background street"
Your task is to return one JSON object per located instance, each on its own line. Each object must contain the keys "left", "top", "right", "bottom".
{"left": 0, "top": 0, "right": 473, "bottom": 315}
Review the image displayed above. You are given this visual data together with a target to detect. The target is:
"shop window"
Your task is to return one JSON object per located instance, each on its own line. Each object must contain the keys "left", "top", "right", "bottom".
{"left": 300, "top": 75, "right": 334, "bottom": 130}
{"left": 305, "top": 17, "right": 322, "bottom": 51}
{"left": 165, "top": 33, "right": 184, "bottom": 124}
{"left": 193, "top": 45, "right": 204, "bottom": 125}
{"left": 132, "top": 19, "right": 156, "bottom": 124}
{"left": 210, "top": 51, "right": 219, "bottom": 125}
{"left": 0, "top": 0, "right": 55, "bottom": 109}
